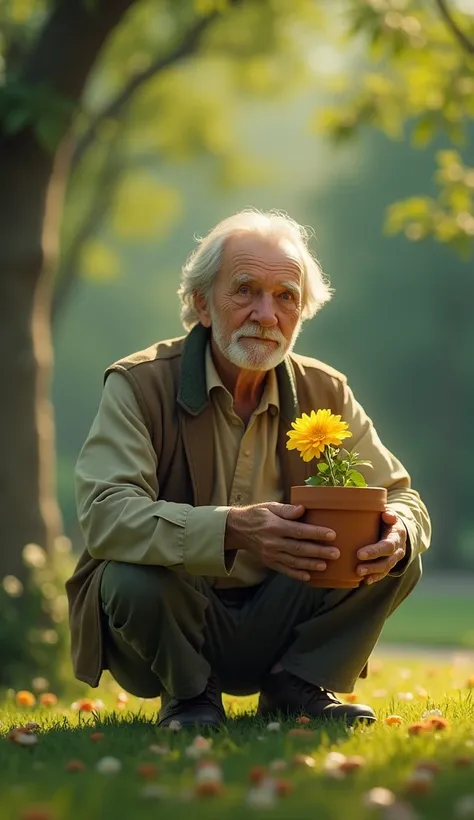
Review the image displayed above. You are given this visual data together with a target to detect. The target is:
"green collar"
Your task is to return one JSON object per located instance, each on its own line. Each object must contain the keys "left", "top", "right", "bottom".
{"left": 177, "top": 323, "right": 299, "bottom": 421}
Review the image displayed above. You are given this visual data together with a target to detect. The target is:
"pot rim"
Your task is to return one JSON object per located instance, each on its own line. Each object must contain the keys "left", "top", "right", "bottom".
{"left": 290, "top": 485, "right": 386, "bottom": 492}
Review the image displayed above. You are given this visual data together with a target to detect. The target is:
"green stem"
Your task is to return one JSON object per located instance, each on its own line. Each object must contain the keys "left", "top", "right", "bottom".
{"left": 324, "top": 446, "right": 339, "bottom": 486}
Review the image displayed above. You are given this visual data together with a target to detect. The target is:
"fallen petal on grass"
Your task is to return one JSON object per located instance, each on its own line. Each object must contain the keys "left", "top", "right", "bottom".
{"left": 39, "top": 693, "right": 57, "bottom": 707}
{"left": 195, "top": 780, "right": 225, "bottom": 797}
{"left": 455, "top": 756, "right": 473, "bottom": 767}
{"left": 454, "top": 795, "right": 474, "bottom": 818}
{"left": 363, "top": 787, "right": 397, "bottom": 808}
{"left": 407, "top": 722, "right": 432, "bottom": 736}
{"left": 385, "top": 715, "right": 403, "bottom": 726}
{"left": 8, "top": 728, "right": 38, "bottom": 745}
{"left": 269, "top": 759, "right": 287, "bottom": 772}
{"left": 16, "top": 691, "right": 36, "bottom": 707}
{"left": 96, "top": 757, "right": 122, "bottom": 774}
{"left": 249, "top": 766, "right": 267, "bottom": 784}
{"left": 414, "top": 760, "right": 442, "bottom": 775}
{"left": 195, "top": 762, "right": 222, "bottom": 783}
{"left": 422, "top": 709, "right": 443, "bottom": 720}
{"left": 148, "top": 744, "right": 170, "bottom": 755}
{"left": 339, "top": 755, "right": 366, "bottom": 773}
{"left": 246, "top": 787, "right": 277, "bottom": 808}
{"left": 18, "top": 806, "right": 54, "bottom": 820}
{"left": 275, "top": 778, "right": 293, "bottom": 797}
{"left": 71, "top": 698, "right": 95, "bottom": 713}
{"left": 405, "top": 769, "right": 434, "bottom": 795}
{"left": 266, "top": 721, "right": 280, "bottom": 732}
{"left": 185, "top": 735, "right": 213, "bottom": 758}
{"left": 65, "top": 760, "right": 86, "bottom": 773}
{"left": 292, "top": 754, "right": 315, "bottom": 768}
{"left": 425, "top": 716, "right": 449, "bottom": 731}
{"left": 384, "top": 801, "right": 419, "bottom": 820}
{"left": 287, "top": 728, "right": 315, "bottom": 738}
{"left": 167, "top": 719, "right": 182, "bottom": 733}
{"left": 137, "top": 763, "right": 159, "bottom": 780}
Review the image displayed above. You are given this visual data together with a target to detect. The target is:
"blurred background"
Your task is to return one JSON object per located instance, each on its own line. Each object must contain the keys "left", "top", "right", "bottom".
{"left": 1, "top": 0, "right": 473, "bottom": 690}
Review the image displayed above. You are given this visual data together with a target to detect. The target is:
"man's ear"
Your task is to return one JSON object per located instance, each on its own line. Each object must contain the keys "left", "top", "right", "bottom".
{"left": 194, "top": 291, "right": 211, "bottom": 328}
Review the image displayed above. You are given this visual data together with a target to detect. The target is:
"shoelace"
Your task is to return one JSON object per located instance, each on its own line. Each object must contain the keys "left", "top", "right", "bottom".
{"left": 290, "top": 676, "right": 339, "bottom": 705}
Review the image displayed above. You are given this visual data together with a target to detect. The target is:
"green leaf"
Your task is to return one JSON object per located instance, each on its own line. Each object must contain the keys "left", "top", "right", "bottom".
{"left": 305, "top": 475, "right": 327, "bottom": 487}
{"left": 34, "top": 116, "right": 64, "bottom": 152}
{"left": 412, "top": 116, "right": 436, "bottom": 148}
{"left": 317, "top": 462, "right": 329, "bottom": 473}
{"left": 3, "top": 106, "right": 30, "bottom": 134}
{"left": 346, "top": 470, "right": 367, "bottom": 487}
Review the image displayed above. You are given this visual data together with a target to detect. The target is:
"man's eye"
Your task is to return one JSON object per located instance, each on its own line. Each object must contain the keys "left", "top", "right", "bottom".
{"left": 279, "top": 291, "right": 294, "bottom": 301}
{"left": 237, "top": 285, "right": 251, "bottom": 295}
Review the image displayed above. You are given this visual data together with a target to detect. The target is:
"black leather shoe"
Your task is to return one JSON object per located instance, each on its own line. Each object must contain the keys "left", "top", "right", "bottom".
{"left": 257, "top": 669, "right": 376, "bottom": 726}
{"left": 158, "top": 674, "right": 226, "bottom": 729}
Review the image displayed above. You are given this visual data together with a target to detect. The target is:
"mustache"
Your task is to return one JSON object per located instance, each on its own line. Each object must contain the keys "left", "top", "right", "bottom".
{"left": 234, "top": 325, "right": 285, "bottom": 343}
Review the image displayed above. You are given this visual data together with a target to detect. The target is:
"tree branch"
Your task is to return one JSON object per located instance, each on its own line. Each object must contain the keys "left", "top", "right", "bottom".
{"left": 70, "top": 16, "right": 212, "bottom": 170}
{"left": 52, "top": 132, "right": 124, "bottom": 322}
{"left": 435, "top": 0, "right": 474, "bottom": 55}
{"left": 71, "top": 1, "right": 242, "bottom": 170}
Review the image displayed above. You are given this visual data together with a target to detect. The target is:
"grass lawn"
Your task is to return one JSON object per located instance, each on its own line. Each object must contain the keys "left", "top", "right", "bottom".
{"left": 1, "top": 656, "right": 474, "bottom": 820}
{"left": 380, "top": 592, "right": 474, "bottom": 649}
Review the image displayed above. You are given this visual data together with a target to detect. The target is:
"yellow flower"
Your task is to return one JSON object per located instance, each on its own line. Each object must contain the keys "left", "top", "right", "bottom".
{"left": 286, "top": 409, "right": 352, "bottom": 462}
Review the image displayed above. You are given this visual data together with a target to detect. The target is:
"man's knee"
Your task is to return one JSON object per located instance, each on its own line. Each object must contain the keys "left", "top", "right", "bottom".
{"left": 100, "top": 561, "right": 176, "bottom": 629}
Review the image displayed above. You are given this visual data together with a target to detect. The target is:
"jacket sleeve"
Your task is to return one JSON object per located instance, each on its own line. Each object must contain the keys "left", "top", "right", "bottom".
{"left": 75, "top": 371, "right": 235, "bottom": 577}
{"left": 340, "top": 380, "right": 431, "bottom": 574}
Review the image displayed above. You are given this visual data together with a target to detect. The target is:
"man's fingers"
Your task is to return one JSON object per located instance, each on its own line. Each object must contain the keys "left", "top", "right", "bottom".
{"left": 364, "top": 573, "right": 385, "bottom": 585}
{"left": 282, "top": 540, "right": 340, "bottom": 560}
{"left": 357, "top": 549, "right": 405, "bottom": 577}
{"left": 357, "top": 538, "right": 397, "bottom": 560}
{"left": 283, "top": 519, "right": 336, "bottom": 542}
{"left": 272, "top": 562, "right": 311, "bottom": 583}
{"left": 267, "top": 503, "right": 306, "bottom": 520}
{"left": 281, "top": 554, "right": 327, "bottom": 572}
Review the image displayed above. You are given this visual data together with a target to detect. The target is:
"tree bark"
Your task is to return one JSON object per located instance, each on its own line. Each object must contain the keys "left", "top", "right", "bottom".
{"left": 0, "top": 0, "right": 137, "bottom": 579}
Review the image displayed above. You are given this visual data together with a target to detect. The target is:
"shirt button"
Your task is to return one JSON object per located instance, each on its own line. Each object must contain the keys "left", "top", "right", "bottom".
{"left": 244, "top": 449, "right": 251, "bottom": 457}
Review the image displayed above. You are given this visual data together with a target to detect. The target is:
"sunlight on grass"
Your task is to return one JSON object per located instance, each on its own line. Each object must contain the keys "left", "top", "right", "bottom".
{"left": 1, "top": 655, "right": 474, "bottom": 819}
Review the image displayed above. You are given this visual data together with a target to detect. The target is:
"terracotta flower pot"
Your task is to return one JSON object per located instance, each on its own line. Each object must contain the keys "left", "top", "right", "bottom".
{"left": 290, "top": 485, "right": 388, "bottom": 589}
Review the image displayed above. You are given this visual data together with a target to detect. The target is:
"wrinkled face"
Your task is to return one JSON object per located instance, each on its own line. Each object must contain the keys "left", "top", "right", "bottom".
{"left": 204, "top": 232, "right": 303, "bottom": 371}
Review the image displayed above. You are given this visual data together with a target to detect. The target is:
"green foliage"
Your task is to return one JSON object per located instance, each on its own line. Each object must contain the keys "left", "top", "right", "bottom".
{"left": 0, "top": 77, "right": 74, "bottom": 150}
{"left": 316, "top": 0, "right": 474, "bottom": 256}
{"left": 386, "top": 149, "right": 474, "bottom": 256}
{"left": 0, "top": 541, "right": 75, "bottom": 691}
{"left": 305, "top": 446, "right": 372, "bottom": 488}
{"left": 54, "top": 0, "right": 328, "bottom": 293}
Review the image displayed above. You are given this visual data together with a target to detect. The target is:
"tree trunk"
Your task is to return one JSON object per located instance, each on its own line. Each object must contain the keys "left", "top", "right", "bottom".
{"left": 0, "top": 133, "right": 61, "bottom": 579}
{"left": 0, "top": 0, "right": 138, "bottom": 581}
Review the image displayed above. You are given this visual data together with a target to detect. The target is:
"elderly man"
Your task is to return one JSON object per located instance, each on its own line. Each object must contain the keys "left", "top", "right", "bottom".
{"left": 66, "top": 209, "right": 431, "bottom": 730}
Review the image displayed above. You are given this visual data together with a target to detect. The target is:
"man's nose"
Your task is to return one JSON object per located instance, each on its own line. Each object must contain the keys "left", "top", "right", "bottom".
{"left": 250, "top": 294, "right": 278, "bottom": 327}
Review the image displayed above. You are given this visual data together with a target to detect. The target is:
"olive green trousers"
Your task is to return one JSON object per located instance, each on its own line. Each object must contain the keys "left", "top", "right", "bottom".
{"left": 100, "top": 558, "right": 421, "bottom": 699}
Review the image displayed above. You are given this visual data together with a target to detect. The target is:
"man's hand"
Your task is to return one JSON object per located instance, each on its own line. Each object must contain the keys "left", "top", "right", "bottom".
{"left": 225, "top": 502, "right": 340, "bottom": 582}
{"left": 356, "top": 509, "right": 407, "bottom": 585}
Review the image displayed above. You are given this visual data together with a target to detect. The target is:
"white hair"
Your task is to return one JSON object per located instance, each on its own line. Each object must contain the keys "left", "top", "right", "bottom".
{"left": 177, "top": 208, "right": 334, "bottom": 331}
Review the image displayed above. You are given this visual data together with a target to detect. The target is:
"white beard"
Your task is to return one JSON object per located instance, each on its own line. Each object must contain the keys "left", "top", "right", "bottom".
{"left": 209, "top": 305, "right": 302, "bottom": 371}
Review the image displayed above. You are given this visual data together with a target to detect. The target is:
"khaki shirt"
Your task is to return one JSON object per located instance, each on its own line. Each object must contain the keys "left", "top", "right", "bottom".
{"left": 75, "top": 346, "right": 431, "bottom": 586}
